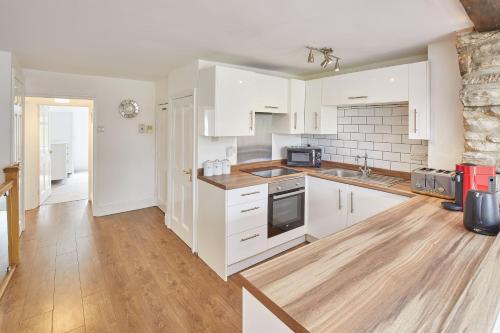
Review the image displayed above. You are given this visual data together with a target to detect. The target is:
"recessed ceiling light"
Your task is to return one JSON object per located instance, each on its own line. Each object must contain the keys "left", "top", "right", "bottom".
{"left": 54, "top": 98, "right": 70, "bottom": 104}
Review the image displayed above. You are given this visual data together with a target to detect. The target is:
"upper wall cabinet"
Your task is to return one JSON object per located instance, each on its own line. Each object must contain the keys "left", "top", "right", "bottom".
{"left": 305, "top": 79, "right": 338, "bottom": 135}
{"left": 198, "top": 66, "right": 256, "bottom": 137}
{"left": 408, "top": 61, "right": 430, "bottom": 140}
{"left": 255, "top": 74, "right": 289, "bottom": 114}
{"left": 322, "top": 64, "right": 409, "bottom": 106}
{"left": 272, "top": 79, "right": 305, "bottom": 134}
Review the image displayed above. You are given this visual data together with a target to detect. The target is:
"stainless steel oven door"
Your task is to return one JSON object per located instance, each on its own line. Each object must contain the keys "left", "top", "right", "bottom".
{"left": 268, "top": 189, "right": 305, "bottom": 238}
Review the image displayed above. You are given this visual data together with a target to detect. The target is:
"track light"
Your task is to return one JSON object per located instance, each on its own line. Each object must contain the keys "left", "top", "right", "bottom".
{"left": 307, "top": 49, "right": 314, "bottom": 63}
{"left": 306, "top": 46, "right": 341, "bottom": 71}
{"left": 334, "top": 59, "right": 340, "bottom": 72}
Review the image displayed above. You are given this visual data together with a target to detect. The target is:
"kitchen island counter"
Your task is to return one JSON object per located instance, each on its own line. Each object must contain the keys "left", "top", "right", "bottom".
{"left": 240, "top": 195, "right": 499, "bottom": 332}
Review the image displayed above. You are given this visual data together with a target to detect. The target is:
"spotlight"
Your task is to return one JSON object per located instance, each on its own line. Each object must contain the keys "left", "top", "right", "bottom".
{"left": 334, "top": 59, "right": 340, "bottom": 72}
{"left": 307, "top": 49, "right": 314, "bottom": 63}
{"left": 321, "top": 56, "right": 333, "bottom": 69}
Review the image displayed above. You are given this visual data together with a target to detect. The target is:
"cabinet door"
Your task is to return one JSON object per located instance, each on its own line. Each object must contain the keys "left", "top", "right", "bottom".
{"left": 255, "top": 74, "right": 288, "bottom": 114}
{"left": 289, "top": 79, "right": 305, "bottom": 133}
{"left": 304, "top": 79, "right": 322, "bottom": 134}
{"left": 408, "top": 61, "right": 430, "bottom": 140}
{"left": 307, "top": 177, "right": 348, "bottom": 239}
{"left": 215, "top": 66, "right": 256, "bottom": 136}
{"left": 318, "top": 106, "right": 338, "bottom": 134}
{"left": 347, "top": 185, "right": 409, "bottom": 226}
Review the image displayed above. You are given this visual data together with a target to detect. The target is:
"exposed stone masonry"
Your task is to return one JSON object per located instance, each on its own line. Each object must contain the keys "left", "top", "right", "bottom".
{"left": 456, "top": 30, "right": 500, "bottom": 171}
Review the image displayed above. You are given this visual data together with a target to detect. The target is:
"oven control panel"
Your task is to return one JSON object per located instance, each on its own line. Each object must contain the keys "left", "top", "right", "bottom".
{"left": 268, "top": 177, "right": 305, "bottom": 194}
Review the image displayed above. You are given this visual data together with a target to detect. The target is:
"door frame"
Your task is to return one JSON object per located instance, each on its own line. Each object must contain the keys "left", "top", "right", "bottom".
{"left": 24, "top": 95, "right": 96, "bottom": 210}
{"left": 155, "top": 102, "right": 168, "bottom": 213}
{"left": 166, "top": 89, "right": 197, "bottom": 253}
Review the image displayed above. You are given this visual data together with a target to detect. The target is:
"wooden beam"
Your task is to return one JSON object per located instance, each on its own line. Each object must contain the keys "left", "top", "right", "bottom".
{"left": 459, "top": 0, "right": 500, "bottom": 32}
{"left": 3, "top": 164, "right": 20, "bottom": 265}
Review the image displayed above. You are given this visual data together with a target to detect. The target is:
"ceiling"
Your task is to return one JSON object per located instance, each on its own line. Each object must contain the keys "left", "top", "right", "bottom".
{"left": 0, "top": 0, "right": 472, "bottom": 81}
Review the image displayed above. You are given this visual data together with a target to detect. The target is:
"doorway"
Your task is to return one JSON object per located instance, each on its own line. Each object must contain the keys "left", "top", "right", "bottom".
{"left": 24, "top": 97, "right": 94, "bottom": 209}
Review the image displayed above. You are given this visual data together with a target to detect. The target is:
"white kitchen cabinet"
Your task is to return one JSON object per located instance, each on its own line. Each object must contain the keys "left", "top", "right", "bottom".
{"left": 305, "top": 79, "right": 337, "bottom": 134}
{"left": 307, "top": 176, "right": 409, "bottom": 239}
{"left": 408, "top": 61, "right": 430, "bottom": 140}
{"left": 255, "top": 73, "right": 288, "bottom": 114}
{"left": 307, "top": 176, "right": 348, "bottom": 239}
{"left": 346, "top": 185, "right": 409, "bottom": 227}
{"left": 322, "top": 64, "right": 409, "bottom": 106}
{"left": 198, "top": 65, "right": 256, "bottom": 137}
{"left": 272, "top": 79, "right": 305, "bottom": 134}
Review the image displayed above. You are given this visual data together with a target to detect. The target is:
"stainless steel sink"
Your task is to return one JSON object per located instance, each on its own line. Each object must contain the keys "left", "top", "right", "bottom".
{"left": 321, "top": 168, "right": 404, "bottom": 187}
{"left": 322, "top": 168, "right": 362, "bottom": 178}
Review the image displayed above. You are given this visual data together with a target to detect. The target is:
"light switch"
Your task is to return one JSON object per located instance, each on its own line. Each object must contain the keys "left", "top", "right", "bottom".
{"left": 138, "top": 124, "right": 146, "bottom": 134}
{"left": 97, "top": 126, "right": 105, "bottom": 133}
{"left": 146, "top": 125, "right": 154, "bottom": 134}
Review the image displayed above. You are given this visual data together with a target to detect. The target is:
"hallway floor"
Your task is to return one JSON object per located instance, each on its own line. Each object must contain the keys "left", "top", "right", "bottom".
{"left": 0, "top": 201, "right": 242, "bottom": 332}
{"left": 43, "top": 171, "right": 89, "bottom": 205}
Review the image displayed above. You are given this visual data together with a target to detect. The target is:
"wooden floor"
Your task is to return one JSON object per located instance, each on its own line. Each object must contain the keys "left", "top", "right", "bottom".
{"left": 0, "top": 200, "right": 243, "bottom": 332}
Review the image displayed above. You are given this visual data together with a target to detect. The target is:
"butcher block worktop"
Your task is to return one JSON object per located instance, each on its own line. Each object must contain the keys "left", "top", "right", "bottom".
{"left": 240, "top": 196, "right": 500, "bottom": 333}
{"left": 198, "top": 160, "right": 414, "bottom": 197}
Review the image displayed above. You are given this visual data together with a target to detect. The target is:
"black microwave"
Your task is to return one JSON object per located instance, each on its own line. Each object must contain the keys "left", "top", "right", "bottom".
{"left": 286, "top": 146, "right": 322, "bottom": 167}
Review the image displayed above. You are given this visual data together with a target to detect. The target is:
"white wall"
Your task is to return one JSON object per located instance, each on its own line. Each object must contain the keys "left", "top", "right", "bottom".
{"left": 427, "top": 35, "right": 464, "bottom": 170}
{"left": 24, "top": 69, "right": 156, "bottom": 216}
{"left": 154, "top": 78, "right": 168, "bottom": 211}
{"left": 0, "top": 51, "right": 12, "bottom": 183}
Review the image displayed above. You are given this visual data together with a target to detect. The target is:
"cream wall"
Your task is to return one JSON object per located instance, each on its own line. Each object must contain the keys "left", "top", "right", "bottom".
{"left": 24, "top": 69, "right": 156, "bottom": 216}
{"left": 427, "top": 35, "right": 464, "bottom": 170}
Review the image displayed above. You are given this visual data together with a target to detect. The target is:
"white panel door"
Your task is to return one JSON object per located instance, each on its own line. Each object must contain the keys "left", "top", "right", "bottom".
{"left": 347, "top": 186, "right": 408, "bottom": 227}
{"left": 39, "top": 106, "right": 51, "bottom": 204}
{"left": 307, "top": 177, "right": 348, "bottom": 239}
{"left": 169, "top": 96, "right": 194, "bottom": 248}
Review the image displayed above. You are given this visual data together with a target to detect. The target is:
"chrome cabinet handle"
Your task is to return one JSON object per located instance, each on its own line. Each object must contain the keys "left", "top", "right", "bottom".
{"left": 264, "top": 105, "right": 279, "bottom": 109}
{"left": 241, "top": 191, "right": 259, "bottom": 197}
{"left": 347, "top": 96, "right": 368, "bottom": 100}
{"left": 350, "top": 192, "right": 354, "bottom": 214}
{"left": 241, "top": 206, "right": 259, "bottom": 213}
{"left": 294, "top": 112, "right": 297, "bottom": 130}
{"left": 250, "top": 111, "right": 254, "bottom": 131}
{"left": 241, "top": 234, "right": 259, "bottom": 242}
{"left": 413, "top": 109, "right": 418, "bottom": 133}
{"left": 315, "top": 112, "right": 319, "bottom": 130}
{"left": 338, "top": 189, "right": 342, "bottom": 210}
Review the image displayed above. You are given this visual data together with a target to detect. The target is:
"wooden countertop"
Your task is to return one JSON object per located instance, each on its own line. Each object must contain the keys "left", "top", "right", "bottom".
{"left": 198, "top": 161, "right": 415, "bottom": 197}
{"left": 240, "top": 196, "right": 499, "bottom": 333}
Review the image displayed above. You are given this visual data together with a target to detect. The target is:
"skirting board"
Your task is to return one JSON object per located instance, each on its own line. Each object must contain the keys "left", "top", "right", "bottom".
{"left": 92, "top": 197, "right": 157, "bottom": 217}
{"left": 227, "top": 236, "right": 306, "bottom": 277}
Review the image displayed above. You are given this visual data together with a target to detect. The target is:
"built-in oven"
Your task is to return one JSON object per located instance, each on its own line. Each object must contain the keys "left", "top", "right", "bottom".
{"left": 286, "top": 146, "right": 322, "bottom": 167}
{"left": 268, "top": 177, "right": 305, "bottom": 238}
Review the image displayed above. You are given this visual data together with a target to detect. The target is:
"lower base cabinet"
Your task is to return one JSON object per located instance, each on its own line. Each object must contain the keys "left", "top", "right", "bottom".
{"left": 307, "top": 176, "right": 409, "bottom": 239}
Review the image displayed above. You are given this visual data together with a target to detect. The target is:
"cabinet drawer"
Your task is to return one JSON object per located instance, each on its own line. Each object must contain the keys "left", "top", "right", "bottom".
{"left": 227, "top": 226, "right": 267, "bottom": 265}
{"left": 227, "top": 199, "right": 268, "bottom": 236}
{"left": 227, "top": 184, "right": 268, "bottom": 206}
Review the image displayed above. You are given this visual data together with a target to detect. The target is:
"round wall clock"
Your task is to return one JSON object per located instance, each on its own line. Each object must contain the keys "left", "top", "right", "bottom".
{"left": 119, "top": 99, "right": 140, "bottom": 118}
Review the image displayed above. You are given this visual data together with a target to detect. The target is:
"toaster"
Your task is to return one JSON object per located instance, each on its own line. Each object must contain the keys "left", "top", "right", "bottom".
{"left": 411, "top": 168, "right": 455, "bottom": 199}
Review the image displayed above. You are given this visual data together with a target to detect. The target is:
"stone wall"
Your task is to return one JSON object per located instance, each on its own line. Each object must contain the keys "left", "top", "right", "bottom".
{"left": 456, "top": 30, "right": 500, "bottom": 171}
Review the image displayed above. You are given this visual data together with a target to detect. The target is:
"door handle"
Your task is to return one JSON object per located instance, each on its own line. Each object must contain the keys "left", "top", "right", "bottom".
{"left": 347, "top": 96, "right": 368, "bottom": 100}
{"left": 338, "top": 189, "right": 342, "bottom": 210}
{"left": 350, "top": 192, "right": 354, "bottom": 214}
{"left": 314, "top": 112, "right": 319, "bottom": 130}
{"left": 249, "top": 111, "right": 254, "bottom": 131}
{"left": 413, "top": 109, "right": 418, "bottom": 133}
{"left": 294, "top": 112, "right": 297, "bottom": 130}
{"left": 183, "top": 169, "right": 193, "bottom": 182}
{"left": 241, "top": 233, "right": 259, "bottom": 242}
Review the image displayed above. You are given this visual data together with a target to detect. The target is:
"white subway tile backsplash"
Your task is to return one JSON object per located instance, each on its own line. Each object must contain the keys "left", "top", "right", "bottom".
{"left": 392, "top": 143, "right": 410, "bottom": 153}
{"left": 350, "top": 132, "right": 366, "bottom": 141}
{"left": 343, "top": 125, "right": 359, "bottom": 132}
{"left": 374, "top": 142, "right": 392, "bottom": 152}
{"left": 302, "top": 105, "right": 428, "bottom": 171}
{"left": 366, "top": 133, "right": 384, "bottom": 142}
{"left": 382, "top": 134, "right": 402, "bottom": 143}
{"left": 352, "top": 117, "right": 367, "bottom": 124}
{"left": 383, "top": 151, "right": 401, "bottom": 162}
{"left": 391, "top": 161, "right": 411, "bottom": 172}
{"left": 392, "top": 125, "right": 409, "bottom": 134}
{"left": 358, "top": 141, "right": 374, "bottom": 150}
{"left": 374, "top": 125, "right": 392, "bottom": 134}
{"left": 367, "top": 116, "right": 383, "bottom": 124}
